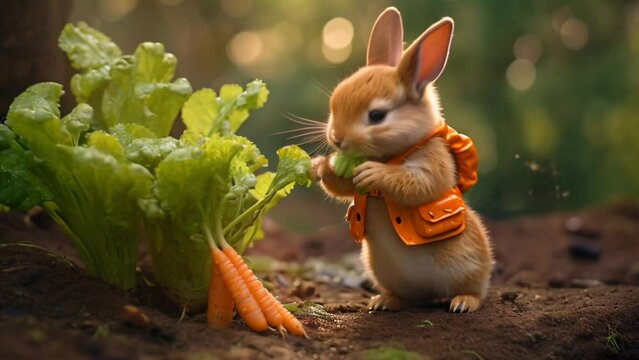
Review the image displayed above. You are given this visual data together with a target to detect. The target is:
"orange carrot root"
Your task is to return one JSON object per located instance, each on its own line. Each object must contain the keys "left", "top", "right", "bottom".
{"left": 210, "top": 247, "right": 268, "bottom": 332}
{"left": 207, "top": 259, "right": 234, "bottom": 329}
{"left": 222, "top": 245, "right": 308, "bottom": 338}
{"left": 222, "top": 246, "right": 284, "bottom": 329}
{"left": 278, "top": 306, "right": 309, "bottom": 338}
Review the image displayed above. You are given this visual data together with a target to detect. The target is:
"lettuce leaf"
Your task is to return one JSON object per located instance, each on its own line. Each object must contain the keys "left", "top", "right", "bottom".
{"left": 0, "top": 138, "right": 51, "bottom": 211}
{"left": 100, "top": 43, "right": 192, "bottom": 136}
{"left": 45, "top": 145, "right": 154, "bottom": 289}
{"left": 182, "top": 80, "right": 269, "bottom": 137}
{"left": 58, "top": 22, "right": 122, "bottom": 70}
{"left": 59, "top": 24, "right": 193, "bottom": 135}
{"left": 6, "top": 83, "right": 72, "bottom": 154}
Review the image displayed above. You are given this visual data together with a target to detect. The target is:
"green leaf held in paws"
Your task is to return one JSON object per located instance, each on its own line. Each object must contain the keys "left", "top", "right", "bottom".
{"left": 333, "top": 152, "right": 365, "bottom": 179}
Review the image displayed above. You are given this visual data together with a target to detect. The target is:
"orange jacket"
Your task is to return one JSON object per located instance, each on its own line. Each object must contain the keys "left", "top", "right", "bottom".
{"left": 345, "top": 120, "right": 478, "bottom": 245}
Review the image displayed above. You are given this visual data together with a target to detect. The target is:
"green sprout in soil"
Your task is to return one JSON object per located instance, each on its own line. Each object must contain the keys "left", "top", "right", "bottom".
{"left": 283, "top": 300, "right": 333, "bottom": 320}
{"left": 0, "top": 242, "right": 74, "bottom": 268}
{"left": 415, "top": 320, "right": 434, "bottom": 328}
{"left": 604, "top": 326, "right": 622, "bottom": 354}
{"left": 93, "top": 324, "right": 110, "bottom": 339}
{"left": 461, "top": 349, "right": 485, "bottom": 360}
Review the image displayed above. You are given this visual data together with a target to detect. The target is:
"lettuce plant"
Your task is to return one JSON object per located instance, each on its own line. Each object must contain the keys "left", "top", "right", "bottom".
{"left": 1, "top": 83, "right": 154, "bottom": 289}
{"left": 0, "top": 23, "right": 311, "bottom": 305}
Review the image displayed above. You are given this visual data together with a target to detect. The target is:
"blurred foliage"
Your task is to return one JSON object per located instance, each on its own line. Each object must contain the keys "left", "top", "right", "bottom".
{"left": 68, "top": 0, "right": 639, "bottom": 224}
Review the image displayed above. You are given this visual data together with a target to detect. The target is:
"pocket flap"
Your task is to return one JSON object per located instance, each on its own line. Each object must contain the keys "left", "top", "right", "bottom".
{"left": 417, "top": 192, "right": 465, "bottom": 223}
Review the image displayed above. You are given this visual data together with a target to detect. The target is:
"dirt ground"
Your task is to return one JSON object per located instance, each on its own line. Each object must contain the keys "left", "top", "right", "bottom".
{"left": 1, "top": 201, "right": 638, "bottom": 359}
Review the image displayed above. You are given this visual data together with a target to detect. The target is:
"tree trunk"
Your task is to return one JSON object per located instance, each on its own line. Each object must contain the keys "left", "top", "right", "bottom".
{"left": 0, "top": 0, "right": 73, "bottom": 116}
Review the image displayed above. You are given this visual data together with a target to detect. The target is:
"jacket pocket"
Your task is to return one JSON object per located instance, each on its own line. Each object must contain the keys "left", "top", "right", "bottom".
{"left": 412, "top": 189, "right": 465, "bottom": 239}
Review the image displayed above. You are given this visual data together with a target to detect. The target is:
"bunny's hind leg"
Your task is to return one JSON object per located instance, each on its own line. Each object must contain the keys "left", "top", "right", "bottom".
{"left": 368, "top": 293, "right": 412, "bottom": 312}
{"left": 449, "top": 294, "right": 481, "bottom": 313}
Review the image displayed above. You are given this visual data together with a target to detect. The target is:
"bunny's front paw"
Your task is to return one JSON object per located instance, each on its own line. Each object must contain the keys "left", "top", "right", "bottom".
{"left": 310, "top": 155, "right": 333, "bottom": 182}
{"left": 352, "top": 161, "right": 388, "bottom": 190}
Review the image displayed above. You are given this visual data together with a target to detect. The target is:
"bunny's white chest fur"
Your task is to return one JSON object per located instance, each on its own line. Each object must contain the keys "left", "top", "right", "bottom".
{"left": 361, "top": 197, "right": 471, "bottom": 300}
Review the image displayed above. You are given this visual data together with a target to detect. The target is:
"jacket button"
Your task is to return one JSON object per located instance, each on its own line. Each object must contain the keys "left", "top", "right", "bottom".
{"left": 356, "top": 213, "right": 361, "bottom": 222}
{"left": 395, "top": 217, "right": 402, "bottom": 224}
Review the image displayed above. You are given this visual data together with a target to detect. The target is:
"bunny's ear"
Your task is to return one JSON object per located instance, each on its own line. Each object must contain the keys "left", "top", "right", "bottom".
{"left": 397, "top": 17, "right": 454, "bottom": 97}
{"left": 366, "top": 7, "right": 403, "bottom": 67}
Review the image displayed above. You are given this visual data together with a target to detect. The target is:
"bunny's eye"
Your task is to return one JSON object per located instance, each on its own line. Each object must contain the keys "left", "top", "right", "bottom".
{"left": 368, "top": 109, "right": 387, "bottom": 125}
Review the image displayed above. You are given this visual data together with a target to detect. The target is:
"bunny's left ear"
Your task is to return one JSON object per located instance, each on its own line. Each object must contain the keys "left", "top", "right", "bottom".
{"left": 367, "top": 7, "right": 404, "bottom": 66}
{"left": 397, "top": 17, "right": 454, "bottom": 97}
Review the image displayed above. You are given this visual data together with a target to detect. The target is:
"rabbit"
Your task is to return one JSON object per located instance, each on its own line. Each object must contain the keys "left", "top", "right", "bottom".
{"left": 309, "top": 7, "right": 493, "bottom": 313}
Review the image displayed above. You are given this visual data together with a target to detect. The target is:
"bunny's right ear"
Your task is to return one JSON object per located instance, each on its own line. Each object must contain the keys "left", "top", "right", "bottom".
{"left": 397, "top": 17, "right": 454, "bottom": 98}
{"left": 366, "top": 7, "right": 403, "bottom": 67}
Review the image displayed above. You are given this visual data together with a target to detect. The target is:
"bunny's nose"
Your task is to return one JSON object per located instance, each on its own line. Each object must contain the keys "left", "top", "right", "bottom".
{"left": 329, "top": 131, "right": 343, "bottom": 148}
{"left": 331, "top": 136, "right": 348, "bottom": 150}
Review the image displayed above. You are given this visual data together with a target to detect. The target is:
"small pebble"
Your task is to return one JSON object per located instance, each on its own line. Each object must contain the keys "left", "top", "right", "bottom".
{"left": 121, "top": 305, "right": 150, "bottom": 327}
{"left": 275, "top": 273, "right": 291, "bottom": 288}
{"left": 565, "top": 216, "right": 584, "bottom": 233}
{"left": 565, "top": 216, "right": 600, "bottom": 238}
{"left": 569, "top": 278, "right": 604, "bottom": 288}
{"left": 500, "top": 291, "right": 521, "bottom": 303}
{"left": 569, "top": 236, "right": 601, "bottom": 261}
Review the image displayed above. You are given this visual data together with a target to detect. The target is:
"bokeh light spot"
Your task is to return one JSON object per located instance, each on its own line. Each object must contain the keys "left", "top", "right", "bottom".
{"left": 227, "top": 31, "right": 263, "bottom": 66}
{"left": 560, "top": 18, "right": 589, "bottom": 50}
{"left": 514, "top": 34, "right": 542, "bottom": 63}
{"left": 322, "top": 17, "right": 354, "bottom": 50}
{"left": 506, "top": 59, "right": 536, "bottom": 91}
{"left": 322, "top": 43, "right": 352, "bottom": 64}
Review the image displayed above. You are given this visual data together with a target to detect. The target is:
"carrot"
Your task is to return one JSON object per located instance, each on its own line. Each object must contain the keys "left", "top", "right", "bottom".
{"left": 210, "top": 247, "right": 268, "bottom": 332}
{"left": 221, "top": 245, "right": 308, "bottom": 338}
{"left": 206, "top": 259, "right": 234, "bottom": 329}
{"left": 222, "top": 245, "right": 285, "bottom": 334}
{"left": 278, "top": 305, "right": 309, "bottom": 338}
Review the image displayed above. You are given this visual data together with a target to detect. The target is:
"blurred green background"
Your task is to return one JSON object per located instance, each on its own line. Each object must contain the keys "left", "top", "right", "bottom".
{"left": 27, "top": 0, "right": 639, "bottom": 230}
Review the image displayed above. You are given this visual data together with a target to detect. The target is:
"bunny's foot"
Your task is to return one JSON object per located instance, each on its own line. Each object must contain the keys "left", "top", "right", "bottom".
{"left": 368, "top": 294, "right": 410, "bottom": 312}
{"left": 449, "top": 294, "right": 481, "bottom": 313}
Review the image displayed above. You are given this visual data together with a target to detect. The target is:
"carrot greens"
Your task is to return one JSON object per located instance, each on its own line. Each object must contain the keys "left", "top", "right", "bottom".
{"left": 145, "top": 85, "right": 311, "bottom": 306}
